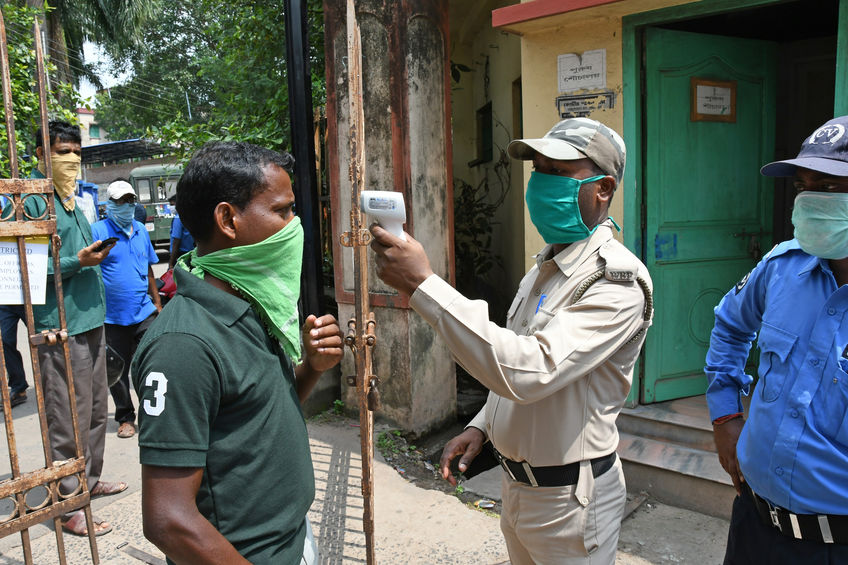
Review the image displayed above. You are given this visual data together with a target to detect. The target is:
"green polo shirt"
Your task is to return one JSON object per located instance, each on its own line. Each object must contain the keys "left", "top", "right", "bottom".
{"left": 132, "top": 268, "right": 314, "bottom": 565}
{"left": 25, "top": 170, "right": 105, "bottom": 336}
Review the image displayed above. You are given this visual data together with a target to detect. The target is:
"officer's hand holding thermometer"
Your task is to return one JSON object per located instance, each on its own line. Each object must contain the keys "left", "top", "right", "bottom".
{"left": 361, "top": 190, "right": 406, "bottom": 240}
{"left": 365, "top": 191, "right": 435, "bottom": 297}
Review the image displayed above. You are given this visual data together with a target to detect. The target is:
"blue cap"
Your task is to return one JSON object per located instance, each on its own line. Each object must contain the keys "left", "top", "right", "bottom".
{"left": 761, "top": 116, "right": 848, "bottom": 178}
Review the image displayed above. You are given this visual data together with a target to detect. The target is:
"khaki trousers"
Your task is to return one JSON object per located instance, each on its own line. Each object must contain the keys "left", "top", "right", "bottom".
{"left": 500, "top": 456, "right": 626, "bottom": 564}
{"left": 37, "top": 326, "right": 108, "bottom": 494}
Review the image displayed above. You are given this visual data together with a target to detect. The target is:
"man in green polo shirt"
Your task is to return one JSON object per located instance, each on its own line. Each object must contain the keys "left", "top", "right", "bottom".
{"left": 27, "top": 121, "right": 128, "bottom": 537}
{"left": 132, "top": 141, "right": 343, "bottom": 564}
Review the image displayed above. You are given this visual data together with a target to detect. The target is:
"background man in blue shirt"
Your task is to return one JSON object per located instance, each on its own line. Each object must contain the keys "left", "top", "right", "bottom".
{"left": 168, "top": 196, "right": 195, "bottom": 269}
{"left": 706, "top": 116, "right": 848, "bottom": 563}
{"left": 92, "top": 181, "right": 162, "bottom": 439}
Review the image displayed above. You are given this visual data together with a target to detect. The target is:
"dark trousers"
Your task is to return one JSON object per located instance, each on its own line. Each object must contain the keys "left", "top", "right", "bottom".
{"left": 724, "top": 485, "right": 848, "bottom": 564}
{"left": 105, "top": 314, "right": 155, "bottom": 424}
{"left": 0, "top": 305, "right": 27, "bottom": 394}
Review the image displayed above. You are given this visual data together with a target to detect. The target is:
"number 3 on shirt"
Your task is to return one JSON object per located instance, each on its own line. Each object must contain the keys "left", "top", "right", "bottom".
{"left": 143, "top": 372, "right": 168, "bottom": 416}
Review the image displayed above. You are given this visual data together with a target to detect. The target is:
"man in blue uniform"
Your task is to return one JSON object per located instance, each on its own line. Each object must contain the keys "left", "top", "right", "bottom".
{"left": 706, "top": 115, "right": 848, "bottom": 563}
{"left": 92, "top": 180, "right": 162, "bottom": 439}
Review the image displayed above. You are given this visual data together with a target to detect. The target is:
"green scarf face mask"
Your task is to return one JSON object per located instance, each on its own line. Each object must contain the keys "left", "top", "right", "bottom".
{"left": 178, "top": 216, "right": 304, "bottom": 362}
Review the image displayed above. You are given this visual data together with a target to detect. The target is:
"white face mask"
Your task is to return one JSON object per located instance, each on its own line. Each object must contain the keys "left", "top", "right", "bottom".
{"left": 791, "top": 191, "right": 848, "bottom": 259}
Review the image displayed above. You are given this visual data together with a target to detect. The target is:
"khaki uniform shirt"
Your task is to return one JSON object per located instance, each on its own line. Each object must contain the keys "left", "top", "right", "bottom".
{"left": 410, "top": 222, "right": 652, "bottom": 466}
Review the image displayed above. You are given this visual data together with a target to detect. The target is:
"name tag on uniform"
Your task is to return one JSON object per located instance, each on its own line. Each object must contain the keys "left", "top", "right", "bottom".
{"left": 607, "top": 270, "right": 633, "bottom": 281}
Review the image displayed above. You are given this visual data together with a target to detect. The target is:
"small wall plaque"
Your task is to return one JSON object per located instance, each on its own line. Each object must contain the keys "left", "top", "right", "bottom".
{"left": 556, "top": 91, "right": 616, "bottom": 119}
{"left": 690, "top": 78, "right": 736, "bottom": 123}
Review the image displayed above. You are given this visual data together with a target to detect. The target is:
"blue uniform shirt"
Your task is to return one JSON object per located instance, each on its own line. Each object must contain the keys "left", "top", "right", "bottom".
{"left": 91, "top": 218, "right": 158, "bottom": 326}
{"left": 170, "top": 215, "right": 194, "bottom": 253}
{"left": 705, "top": 239, "right": 848, "bottom": 514}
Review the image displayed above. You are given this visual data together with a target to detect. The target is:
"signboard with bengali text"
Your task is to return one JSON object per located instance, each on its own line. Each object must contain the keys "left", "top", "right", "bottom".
{"left": 0, "top": 236, "right": 49, "bottom": 305}
{"left": 558, "top": 49, "right": 606, "bottom": 93}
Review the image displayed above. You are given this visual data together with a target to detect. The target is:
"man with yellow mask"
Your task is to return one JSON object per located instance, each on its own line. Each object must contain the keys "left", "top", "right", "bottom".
{"left": 28, "top": 121, "right": 128, "bottom": 537}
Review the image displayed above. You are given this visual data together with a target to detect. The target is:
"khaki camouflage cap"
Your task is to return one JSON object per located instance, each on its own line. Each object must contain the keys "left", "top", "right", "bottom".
{"left": 508, "top": 117, "right": 627, "bottom": 184}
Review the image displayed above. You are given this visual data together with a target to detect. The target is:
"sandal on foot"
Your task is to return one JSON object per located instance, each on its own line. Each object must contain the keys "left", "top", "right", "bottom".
{"left": 117, "top": 422, "right": 135, "bottom": 438}
{"left": 90, "top": 480, "right": 128, "bottom": 498}
{"left": 9, "top": 390, "right": 26, "bottom": 407}
{"left": 61, "top": 511, "right": 112, "bottom": 537}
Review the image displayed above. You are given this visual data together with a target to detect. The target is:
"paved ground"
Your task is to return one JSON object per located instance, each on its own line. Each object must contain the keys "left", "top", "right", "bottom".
{"left": 0, "top": 312, "right": 731, "bottom": 563}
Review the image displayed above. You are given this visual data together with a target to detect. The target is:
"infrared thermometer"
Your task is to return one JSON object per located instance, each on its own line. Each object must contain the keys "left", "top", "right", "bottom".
{"left": 361, "top": 190, "right": 406, "bottom": 241}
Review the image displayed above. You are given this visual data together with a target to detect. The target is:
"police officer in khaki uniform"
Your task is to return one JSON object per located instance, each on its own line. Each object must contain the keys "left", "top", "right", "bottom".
{"left": 370, "top": 117, "right": 652, "bottom": 564}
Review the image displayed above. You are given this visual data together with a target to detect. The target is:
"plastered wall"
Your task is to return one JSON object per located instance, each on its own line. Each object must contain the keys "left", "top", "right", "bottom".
{"left": 509, "top": 0, "right": 691, "bottom": 269}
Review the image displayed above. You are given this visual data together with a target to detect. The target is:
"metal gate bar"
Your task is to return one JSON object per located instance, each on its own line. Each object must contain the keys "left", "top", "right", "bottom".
{"left": 0, "top": 10, "right": 99, "bottom": 564}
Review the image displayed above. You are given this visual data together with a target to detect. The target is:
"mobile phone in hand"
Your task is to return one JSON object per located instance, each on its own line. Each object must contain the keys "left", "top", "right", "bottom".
{"left": 94, "top": 237, "right": 119, "bottom": 252}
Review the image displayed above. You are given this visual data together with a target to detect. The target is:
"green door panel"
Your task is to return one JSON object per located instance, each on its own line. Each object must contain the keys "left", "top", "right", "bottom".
{"left": 643, "top": 27, "right": 777, "bottom": 403}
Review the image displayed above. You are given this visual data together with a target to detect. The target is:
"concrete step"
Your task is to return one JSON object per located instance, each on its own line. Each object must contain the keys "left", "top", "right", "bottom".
{"left": 617, "top": 431, "right": 736, "bottom": 520}
{"left": 617, "top": 403, "right": 716, "bottom": 452}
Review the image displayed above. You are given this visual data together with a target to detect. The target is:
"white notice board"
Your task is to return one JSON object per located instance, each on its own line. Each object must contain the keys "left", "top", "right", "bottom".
{"left": 557, "top": 49, "right": 606, "bottom": 93}
{"left": 0, "top": 236, "right": 49, "bottom": 305}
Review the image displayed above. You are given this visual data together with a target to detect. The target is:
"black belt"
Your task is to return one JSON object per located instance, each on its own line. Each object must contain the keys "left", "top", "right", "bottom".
{"left": 745, "top": 483, "right": 848, "bottom": 545}
{"left": 493, "top": 450, "right": 616, "bottom": 487}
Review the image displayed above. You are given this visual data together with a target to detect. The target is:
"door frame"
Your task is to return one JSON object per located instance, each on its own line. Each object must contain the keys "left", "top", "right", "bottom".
{"left": 620, "top": 0, "right": 848, "bottom": 405}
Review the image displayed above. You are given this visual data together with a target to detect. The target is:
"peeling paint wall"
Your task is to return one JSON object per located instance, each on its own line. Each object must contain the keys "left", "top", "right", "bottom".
{"left": 325, "top": 0, "right": 455, "bottom": 434}
{"left": 407, "top": 15, "right": 451, "bottom": 283}
{"left": 332, "top": 11, "right": 396, "bottom": 296}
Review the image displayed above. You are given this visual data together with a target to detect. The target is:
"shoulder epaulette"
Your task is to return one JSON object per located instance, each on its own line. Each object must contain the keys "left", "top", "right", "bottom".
{"left": 598, "top": 240, "right": 637, "bottom": 282}
{"left": 575, "top": 240, "right": 653, "bottom": 346}
{"left": 761, "top": 240, "right": 802, "bottom": 262}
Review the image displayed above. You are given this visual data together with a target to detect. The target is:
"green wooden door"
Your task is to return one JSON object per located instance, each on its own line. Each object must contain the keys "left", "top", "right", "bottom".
{"left": 642, "top": 28, "right": 777, "bottom": 403}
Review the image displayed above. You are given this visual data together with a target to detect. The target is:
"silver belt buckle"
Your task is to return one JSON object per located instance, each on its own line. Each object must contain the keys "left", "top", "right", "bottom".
{"left": 521, "top": 462, "right": 539, "bottom": 487}
{"left": 769, "top": 506, "right": 781, "bottom": 529}
{"left": 496, "top": 452, "right": 517, "bottom": 482}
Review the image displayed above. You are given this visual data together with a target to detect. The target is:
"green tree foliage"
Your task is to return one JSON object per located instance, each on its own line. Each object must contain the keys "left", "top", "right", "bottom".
{"left": 0, "top": 4, "right": 83, "bottom": 178}
{"left": 94, "top": 0, "right": 325, "bottom": 159}
{"left": 13, "top": 0, "right": 159, "bottom": 89}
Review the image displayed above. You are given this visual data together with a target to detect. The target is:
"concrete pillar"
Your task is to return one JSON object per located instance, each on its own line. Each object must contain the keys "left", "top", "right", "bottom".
{"left": 324, "top": 0, "right": 456, "bottom": 435}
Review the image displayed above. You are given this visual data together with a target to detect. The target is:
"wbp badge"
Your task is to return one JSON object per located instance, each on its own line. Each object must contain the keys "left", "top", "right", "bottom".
{"left": 735, "top": 271, "right": 751, "bottom": 294}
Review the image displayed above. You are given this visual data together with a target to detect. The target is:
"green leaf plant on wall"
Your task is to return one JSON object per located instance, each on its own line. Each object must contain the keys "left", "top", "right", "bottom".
{"left": 453, "top": 146, "right": 510, "bottom": 316}
{"left": 450, "top": 60, "right": 472, "bottom": 85}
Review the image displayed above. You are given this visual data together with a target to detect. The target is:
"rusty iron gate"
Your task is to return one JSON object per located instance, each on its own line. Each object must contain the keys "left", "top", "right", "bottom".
{"left": 0, "top": 12, "right": 100, "bottom": 564}
{"left": 339, "top": 1, "right": 379, "bottom": 562}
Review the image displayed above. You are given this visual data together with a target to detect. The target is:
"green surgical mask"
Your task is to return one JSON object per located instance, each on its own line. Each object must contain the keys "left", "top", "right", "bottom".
{"left": 792, "top": 191, "right": 848, "bottom": 260}
{"left": 178, "top": 216, "right": 304, "bottom": 362}
{"left": 525, "top": 171, "right": 605, "bottom": 244}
